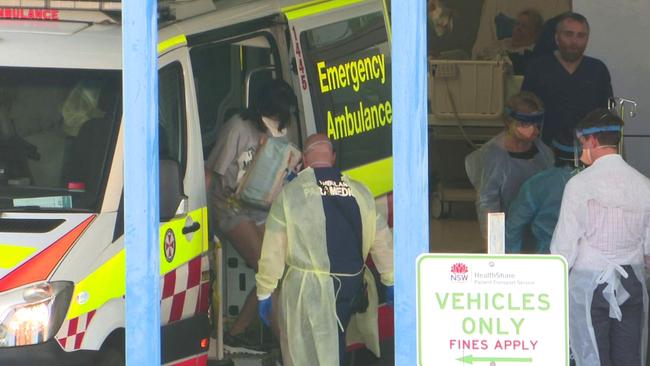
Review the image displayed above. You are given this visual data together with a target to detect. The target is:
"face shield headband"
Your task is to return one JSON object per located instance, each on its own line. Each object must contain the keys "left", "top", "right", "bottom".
{"left": 505, "top": 107, "right": 545, "bottom": 126}
{"left": 575, "top": 125, "right": 622, "bottom": 138}
{"left": 552, "top": 140, "right": 576, "bottom": 154}
{"left": 552, "top": 139, "right": 580, "bottom": 162}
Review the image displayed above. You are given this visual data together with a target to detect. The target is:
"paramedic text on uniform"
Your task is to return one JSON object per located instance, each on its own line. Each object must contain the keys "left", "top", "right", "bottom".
{"left": 204, "top": 79, "right": 298, "bottom": 348}
{"left": 465, "top": 91, "right": 553, "bottom": 241}
{"left": 256, "top": 134, "right": 394, "bottom": 366}
{"left": 550, "top": 108, "right": 650, "bottom": 366}
{"left": 505, "top": 129, "right": 576, "bottom": 254}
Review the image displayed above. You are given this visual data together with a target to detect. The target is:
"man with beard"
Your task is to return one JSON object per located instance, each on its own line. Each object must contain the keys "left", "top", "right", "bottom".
{"left": 522, "top": 12, "right": 613, "bottom": 144}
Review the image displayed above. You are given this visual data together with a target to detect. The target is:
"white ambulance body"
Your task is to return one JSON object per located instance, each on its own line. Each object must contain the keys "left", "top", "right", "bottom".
{"left": 0, "top": 0, "right": 393, "bottom": 365}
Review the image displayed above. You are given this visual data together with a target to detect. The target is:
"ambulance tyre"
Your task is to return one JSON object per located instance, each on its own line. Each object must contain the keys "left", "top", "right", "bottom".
{"left": 98, "top": 347, "right": 124, "bottom": 366}
{"left": 98, "top": 330, "right": 125, "bottom": 366}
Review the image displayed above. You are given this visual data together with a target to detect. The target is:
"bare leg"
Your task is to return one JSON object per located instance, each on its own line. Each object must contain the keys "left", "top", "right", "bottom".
{"left": 226, "top": 219, "right": 263, "bottom": 272}
{"left": 225, "top": 219, "right": 264, "bottom": 336}
{"left": 229, "top": 288, "right": 258, "bottom": 336}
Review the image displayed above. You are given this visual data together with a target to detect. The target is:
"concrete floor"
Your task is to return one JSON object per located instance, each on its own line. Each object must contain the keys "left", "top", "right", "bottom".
{"left": 429, "top": 201, "right": 483, "bottom": 254}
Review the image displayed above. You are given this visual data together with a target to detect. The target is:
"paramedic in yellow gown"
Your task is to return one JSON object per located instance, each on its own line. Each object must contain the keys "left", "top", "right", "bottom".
{"left": 256, "top": 134, "right": 394, "bottom": 366}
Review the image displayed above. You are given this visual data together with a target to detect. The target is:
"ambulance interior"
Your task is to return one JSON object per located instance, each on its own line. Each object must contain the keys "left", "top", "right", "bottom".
{"left": 0, "top": 68, "right": 121, "bottom": 211}
{"left": 427, "top": 0, "right": 572, "bottom": 253}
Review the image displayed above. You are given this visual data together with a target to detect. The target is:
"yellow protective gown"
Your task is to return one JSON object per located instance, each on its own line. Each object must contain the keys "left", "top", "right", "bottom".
{"left": 256, "top": 168, "right": 394, "bottom": 366}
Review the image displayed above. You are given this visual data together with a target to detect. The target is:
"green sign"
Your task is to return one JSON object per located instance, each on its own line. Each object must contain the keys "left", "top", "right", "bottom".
{"left": 417, "top": 254, "right": 568, "bottom": 366}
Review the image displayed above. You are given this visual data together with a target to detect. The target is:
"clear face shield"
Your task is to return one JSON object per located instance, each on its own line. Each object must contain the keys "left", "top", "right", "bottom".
{"left": 551, "top": 138, "right": 581, "bottom": 171}
{"left": 61, "top": 80, "right": 106, "bottom": 137}
{"left": 505, "top": 107, "right": 545, "bottom": 142}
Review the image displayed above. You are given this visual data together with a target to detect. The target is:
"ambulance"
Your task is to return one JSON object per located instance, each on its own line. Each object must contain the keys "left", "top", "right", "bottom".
{"left": 0, "top": 0, "right": 393, "bottom": 364}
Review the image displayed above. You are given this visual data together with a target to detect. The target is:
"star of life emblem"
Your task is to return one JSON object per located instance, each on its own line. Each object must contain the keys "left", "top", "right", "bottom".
{"left": 164, "top": 229, "right": 176, "bottom": 263}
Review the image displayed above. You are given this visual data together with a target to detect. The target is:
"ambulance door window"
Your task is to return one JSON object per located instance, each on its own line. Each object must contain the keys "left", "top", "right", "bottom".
{"left": 190, "top": 34, "right": 279, "bottom": 157}
{"left": 158, "top": 62, "right": 187, "bottom": 173}
{"left": 300, "top": 13, "right": 391, "bottom": 171}
{"left": 190, "top": 42, "right": 233, "bottom": 157}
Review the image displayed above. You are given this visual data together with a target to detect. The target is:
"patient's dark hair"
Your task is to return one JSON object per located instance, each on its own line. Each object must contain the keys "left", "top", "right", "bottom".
{"left": 577, "top": 108, "right": 623, "bottom": 146}
{"left": 241, "top": 79, "right": 297, "bottom": 132}
{"left": 556, "top": 12, "right": 590, "bottom": 34}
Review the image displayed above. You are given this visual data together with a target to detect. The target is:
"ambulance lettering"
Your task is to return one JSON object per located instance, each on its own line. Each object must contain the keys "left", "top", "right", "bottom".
{"left": 292, "top": 26, "right": 308, "bottom": 90}
{"left": 0, "top": 8, "right": 59, "bottom": 20}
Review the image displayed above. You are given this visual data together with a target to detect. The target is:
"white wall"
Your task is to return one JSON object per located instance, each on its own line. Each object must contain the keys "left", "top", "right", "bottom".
{"left": 575, "top": 0, "right": 650, "bottom": 176}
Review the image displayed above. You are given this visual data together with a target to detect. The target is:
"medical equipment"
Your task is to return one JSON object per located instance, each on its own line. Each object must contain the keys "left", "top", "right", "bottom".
{"left": 428, "top": 59, "right": 507, "bottom": 218}
{"left": 608, "top": 97, "right": 639, "bottom": 158}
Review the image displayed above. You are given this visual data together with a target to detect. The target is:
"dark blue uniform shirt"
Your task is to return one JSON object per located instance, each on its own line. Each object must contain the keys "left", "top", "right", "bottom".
{"left": 522, "top": 54, "right": 613, "bottom": 143}
{"left": 313, "top": 167, "right": 364, "bottom": 275}
{"left": 313, "top": 167, "right": 364, "bottom": 365}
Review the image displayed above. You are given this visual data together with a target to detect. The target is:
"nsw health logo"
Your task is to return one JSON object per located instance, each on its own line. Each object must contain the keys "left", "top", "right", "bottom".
{"left": 450, "top": 262, "right": 469, "bottom": 282}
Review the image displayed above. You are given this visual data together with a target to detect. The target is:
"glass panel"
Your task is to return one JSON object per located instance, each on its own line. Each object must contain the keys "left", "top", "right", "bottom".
{"left": 300, "top": 12, "right": 392, "bottom": 170}
{"left": 0, "top": 67, "right": 120, "bottom": 211}
{"left": 158, "top": 62, "right": 187, "bottom": 170}
{"left": 190, "top": 35, "right": 277, "bottom": 156}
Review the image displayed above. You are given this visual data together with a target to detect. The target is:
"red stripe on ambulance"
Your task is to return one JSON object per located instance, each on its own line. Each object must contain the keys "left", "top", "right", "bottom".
{"left": 0, "top": 216, "right": 95, "bottom": 292}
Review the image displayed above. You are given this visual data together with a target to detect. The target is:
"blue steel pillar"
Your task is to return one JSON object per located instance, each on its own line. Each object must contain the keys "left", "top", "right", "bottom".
{"left": 123, "top": 0, "right": 160, "bottom": 365}
{"left": 392, "top": 0, "right": 428, "bottom": 364}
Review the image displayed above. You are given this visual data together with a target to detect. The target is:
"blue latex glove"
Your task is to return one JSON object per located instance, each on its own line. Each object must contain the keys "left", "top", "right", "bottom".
{"left": 258, "top": 296, "right": 272, "bottom": 327}
{"left": 385, "top": 286, "right": 394, "bottom": 306}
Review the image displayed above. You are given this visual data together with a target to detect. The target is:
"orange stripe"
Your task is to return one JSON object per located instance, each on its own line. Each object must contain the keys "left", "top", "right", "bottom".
{"left": 0, "top": 216, "right": 95, "bottom": 292}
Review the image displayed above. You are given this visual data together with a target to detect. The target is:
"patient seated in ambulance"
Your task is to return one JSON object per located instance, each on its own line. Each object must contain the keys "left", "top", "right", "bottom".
{"left": 60, "top": 80, "right": 115, "bottom": 206}
{"left": 0, "top": 83, "right": 39, "bottom": 186}
{"left": 473, "top": 9, "right": 544, "bottom": 75}
{"left": 205, "top": 79, "right": 298, "bottom": 348}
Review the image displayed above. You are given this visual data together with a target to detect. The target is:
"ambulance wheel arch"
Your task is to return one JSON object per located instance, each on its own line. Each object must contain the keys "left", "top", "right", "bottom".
{"left": 285, "top": 0, "right": 393, "bottom": 197}
{"left": 78, "top": 297, "right": 125, "bottom": 351}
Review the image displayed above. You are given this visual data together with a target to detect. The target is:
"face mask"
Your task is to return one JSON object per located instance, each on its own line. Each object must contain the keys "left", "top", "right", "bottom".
{"left": 579, "top": 147, "right": 592, "bottom": 166}
{"left": 579, "top": 143, "right": 617, "bottom": 166}
{"left": 261, "top": 116, "right": 286, "bottom": 137}
{"left": 513, "top": 124, "right": 538, "bottom": 141}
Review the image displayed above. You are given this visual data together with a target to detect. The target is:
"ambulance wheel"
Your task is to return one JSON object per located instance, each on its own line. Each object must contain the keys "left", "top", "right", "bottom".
{"left": 98, "top": 330, "right": 125, "bottom": 366}
{"left": 98, "top": 346, "right": 124, "bottom": 366}
{"left": 430, "top": 195, "right": 451, "bottom": 219}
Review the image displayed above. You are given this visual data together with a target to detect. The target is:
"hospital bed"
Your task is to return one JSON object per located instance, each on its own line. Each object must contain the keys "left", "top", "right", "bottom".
{"left": 427, "top": 0, "right": 572, "bottom": 219}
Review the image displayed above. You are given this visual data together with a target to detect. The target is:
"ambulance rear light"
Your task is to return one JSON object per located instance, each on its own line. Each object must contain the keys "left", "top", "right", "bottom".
{"left": 0, "top": 281, "right": 73, "bottom": 347}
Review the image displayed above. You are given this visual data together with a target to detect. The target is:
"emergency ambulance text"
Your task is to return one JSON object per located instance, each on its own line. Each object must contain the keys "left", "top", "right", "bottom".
{"left": 327, "top": 100, "right": 392, "bottom": 141}
{"left": 317, "top": 54, "right": 386, "bottom": 93}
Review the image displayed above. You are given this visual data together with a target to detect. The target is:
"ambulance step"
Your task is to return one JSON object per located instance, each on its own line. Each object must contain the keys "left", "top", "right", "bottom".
{"left": 208, "top": 351, "right": 280, "bottom": 366}
{"left": 227, "top": 350, "right": 281, "bottom": 366}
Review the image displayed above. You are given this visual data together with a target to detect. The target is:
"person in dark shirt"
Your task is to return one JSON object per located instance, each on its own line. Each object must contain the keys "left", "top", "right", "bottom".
{"left": 522, "top": 12, "right": 613, "bottom": 144}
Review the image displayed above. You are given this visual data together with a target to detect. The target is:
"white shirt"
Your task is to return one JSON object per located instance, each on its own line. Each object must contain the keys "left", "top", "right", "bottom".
{"left": 551, "top": 154, "right": 650, "bottom": 270}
